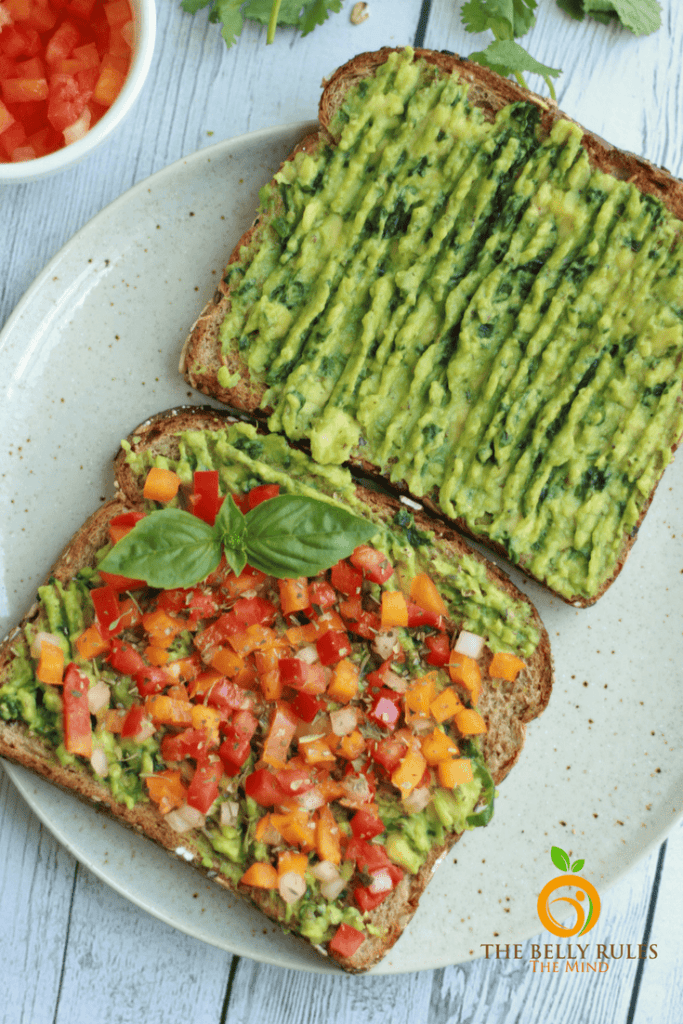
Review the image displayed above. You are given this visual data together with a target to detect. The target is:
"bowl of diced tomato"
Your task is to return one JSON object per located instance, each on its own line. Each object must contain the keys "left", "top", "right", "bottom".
{"left": 0, "top": 0, "right": 155, "bottom": 182}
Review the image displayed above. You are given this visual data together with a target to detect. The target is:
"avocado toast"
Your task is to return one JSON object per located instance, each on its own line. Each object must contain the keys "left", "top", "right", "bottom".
{"left": 181, "top": 47, "right": 683, "bottom": 608}
{"left": 0, "top": 407, "right": 552, "bottom": 972}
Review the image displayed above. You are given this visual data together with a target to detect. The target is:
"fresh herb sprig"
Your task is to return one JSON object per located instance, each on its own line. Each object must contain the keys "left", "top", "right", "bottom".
{"left": 556, "top": 0, "right": 661, "bottom": 35}
{"left": 180, "top": 0, "right": 342, "bottom": 49}
{"left": 461, "top": 1, "right": 562, "bottom": 98}
{"left": 99, "top": 494, "right": 377, "bottom": 590}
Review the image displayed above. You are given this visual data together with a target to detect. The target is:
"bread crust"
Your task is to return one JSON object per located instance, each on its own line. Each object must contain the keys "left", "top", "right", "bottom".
{"left": 0, "top": 407, "right": 552, "bottom": 972}
{"left": 180, "top": 47, "right": 683, "bottom": 608}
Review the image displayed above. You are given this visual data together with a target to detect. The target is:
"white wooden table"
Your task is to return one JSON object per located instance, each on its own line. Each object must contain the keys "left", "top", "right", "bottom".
{"left": 2, "top": 2, "right": 683, "bottom": 1021}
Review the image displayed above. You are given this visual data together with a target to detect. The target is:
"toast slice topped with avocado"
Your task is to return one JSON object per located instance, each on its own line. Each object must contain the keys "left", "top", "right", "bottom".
{"left": 0, "top": 407, "right": 552, "bottom": 972}
{"left": 180, "top": 46, "right": 683, "bottom": 608}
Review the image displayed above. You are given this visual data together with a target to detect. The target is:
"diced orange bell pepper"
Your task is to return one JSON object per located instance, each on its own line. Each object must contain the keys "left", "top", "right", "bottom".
{"left": 298, "top": 736, "right": 337, "bottom": 765}
{"left": 105, "top": 708, "right": 127, "bottom": 733}
{"left": 315, "top": 804, "right": 341, "bottom": 865}
{"left": 488, "top": 651, "right": 526, "bottom": 681}
{"left": 142, "top": 466, "right": 181, "bottom": 503}
{"left": 262, "top": 704, "right": 298, "bottom": 767}
{"left": 146, "top": 770, "right": 187, "bottom": 814}
{"left": 142, "top": 608, "right": 186, "bottom": 648}
{"left": 421, "top": 727, "right": 459, "bottom": 765}
{"left": 409, "top": 572, "right": 448, "bottom": 618}
{"left": 278, "top": 850, "right": 308, "bottom": 877}
{"left": 190, "top": 705, "right": 222, "bottom": 747}
{"left": 278, "top": 577, "right": 310, "bottom": 615}
{"left": 270, "top": 809, "right": 316, "bottom": 852}
{"left": 380, "top": 590, "right": 409, "bottom": 628}
{"left": 429, "top": 687, "right": 465, "bottom": 724}
{"left": 254, "top": 647, "right": 282, "bottom": 700}
{"left": 405, "top": 673, "right": 438, "bottom": 715}
{"left": 327, "top": 658, "right": 359, "bottom": 703}
{"left": 210, "top": 646, "right": 245, "bottom": 677}
{"left": 285, "top": 622, "right": 319, "bottom": 646}
{"left": 240, "top": 862, "right": 279, "bottom": 888}
{"left": 391, "top": 749, "right": 427, "bottom": 797}
{"left": 448, "top": 652, "right": 482, "bottom": 704}
{"left": 454, "top": 708, "right": 487, "bottom": 736}
{"left": 337, "top": 729, "right": 366, "bottom": 761}
{"left": 145, "top": 645, "right": 170, "bottom": 666}
{"left": 36, "top": 640, "right": 64, "bottom": 685}
{"left": 144, "top": 695, "right": 193, "bottom": 727}
{"left": 188, "top": 668, "right": 223, "bottom": 700}
{"left": 437, "top": 757, "right": 474, "bottom": 788}
{"left": 227, "top": 623, "right": 278, "bottom": 657}
{"left": 75, "top": 624, "right": 110, "bottom": 661}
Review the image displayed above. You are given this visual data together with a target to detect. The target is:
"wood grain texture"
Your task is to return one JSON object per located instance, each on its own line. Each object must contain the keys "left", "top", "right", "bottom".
{"left": 2, "top": 0, "right": 683, "bottom": 1021}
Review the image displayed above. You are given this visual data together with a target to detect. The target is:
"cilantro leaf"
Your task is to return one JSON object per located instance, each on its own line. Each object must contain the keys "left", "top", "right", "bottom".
{"left": 609, "top": 0, "right": 661, "bottom": 33}
{"left": 181, "top": 0, "right": 343, "bottom": 49}
{"left": 555, "top": 0, "right": 586, "bottom": 17}
{"left": 469, "top": 39, "right": 562, "bottom": 81}
{"left": 242, "top": 0, "right": 303, "bottom": 26}
{"left": 461, "top": 0, "right": 538, "bottom": 38}
{"left": 181, "top": 0, "right": 212, "bottom": 12}
{"left": 208, "top": 0, "right": 245, "bottom": 48}
{"left": 299, "top": 0, "right": 343, "bottom": 36}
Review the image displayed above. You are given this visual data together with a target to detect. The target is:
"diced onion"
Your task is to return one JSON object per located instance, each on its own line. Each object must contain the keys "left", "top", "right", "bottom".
{"left": 296, "top": 645, "right": 319, "bottom": 665}
{"left": 402, "top": 786, "right": 432, "bottom": 814}
{"left": 310, "top": 860, "right": 340, "bottom": 883}
{"left": 165, "top": 803, "right": 206, "bottom": 833}
{"left": 295, "top": 788, "right": 326, "bottom": 812}
{"left": 295, "top": 714, "right": 330, "bottom": 740}
{"left": 90, "top": 747, "right": 109, "bottom": 777}
{"left": 368, "top": 870, "right": 393, "bottom": 894}
{"left": 87, "top": 680, "right": 111, "bottom": 715}
{"left": 454, "top": 630, "right": 485, "bottom": 660}
{"left": 408, "top": 715, "right": 433, "bottom": 735}
{"left": 220, "top": 800, "right": 240, "bottom": 827}
{"left": 278, "top": 871, "right": 307, "bottom": 905}
{"left": 30, "top": 632, "right": 62, "bottom": 659}
{"left": 320, "top": 876, "right": 347, "bottom": 901}
{"left": 330, "top": 707, "right": 357, "bottom": 736}
{"left": 372, "top": 628, "right": 400, "bottom": 661}
{"left": 382, "top": 669, "right": 407, "bottom": 693}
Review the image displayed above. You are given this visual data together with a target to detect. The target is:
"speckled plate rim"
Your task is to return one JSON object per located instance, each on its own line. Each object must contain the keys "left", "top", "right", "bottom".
{"left": 1, "top": 124, "right": 682, "bottom": 975}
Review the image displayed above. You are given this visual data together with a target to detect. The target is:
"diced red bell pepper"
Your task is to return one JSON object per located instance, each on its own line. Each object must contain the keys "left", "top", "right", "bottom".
{"left": 194, "top": 612, "right": 242, "bottom": 657}
{"left": 187, "top": 757, "right": 223, "bottom": 813}
{"left": 278, "top": 657, "right": 308, "bottom": 688}
{"left": 108, "top": 510, "right": 146, "bottom": 545}
{"left": 62, "top": 663, "right": 92, "bottom": 757}
{"left": 106, "top": 637, "right": 145, "bottom": 677}
{"left": 328, "top": 923, "right": 365, "bottom": 959}
{"left": 272, "top": 766, "right": 315, "bottom": 797}
{"left": 289, "top": 690, "right": 323, "bottom": 723}
{"left": 206, "top": 678, "right": 253, "bottom": 714}
{"left": 190, "top": 470, "right": 222, "bottom": 526}
{"left": 99, "top": 569, "right": 146, "bottom": 591}
{"left": 120, "top": 705, "right": 152, "bottom": 741}
{"left": 90, "top": 585, "right": 121, "bottom": 633}
{"left": 134, "top": 664, "right": 172, "bottom": 697}
{"left": 307, "top": 578, "right": 336, "bottom": 611}
{"left": 247, "top": 483, "right": 279, "bottom": 509}
{"left": 232, "top": 596, "right": 278, "bottom": 626}
{"left": 349, "top": 545, "right": 394, "bottom": 584}
{"left": 316, "top": 630, "right": 352, "bottom": 666}
{"left": 353, "top": 863, "right": 404, "bottom": 912}
{"left": 350, "top": 807, "right": 385, "bottom": 840}
{"left": 343, "top": 837, "right": 392, "bottom": 874}
{"left": 330, "top": 559, "right": 362, "bottom": 597}
{"left": 406, "top": 602, "right": 445, "bottom": 629}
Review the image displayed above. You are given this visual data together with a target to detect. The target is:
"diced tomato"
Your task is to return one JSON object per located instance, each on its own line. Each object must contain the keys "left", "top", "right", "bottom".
{"left": 1, "top": 77, "right": 48, "bottom": 102}
{"left": 328, "top": 923, "right": 365, "bottom": 959}
{"left": 120, "top": 704, "right": 152, "bottom": 740}
{"left": 349, "top": 545, "right": 394, "bottom": 584}
{"left": 194, "top": 611, "right": 242, "bottom": 657}
{"left": 307, "top": 578, "right": 336, "bottom": 611}
{"left": 108, "top": 510, "right": 145, "bottom": 545}
{"left": 272, "top": 766, "right": 315, "bottom": 797}
{"left": 370, "top": 735, "right": 408, "bottom": 774}
{"left": 187, "top": 757, "right": 223, "bottom": 813}
{"left": 98, "top": 569, "right": 146, "bottom": 591}
{"left": 247, "top": 483, "right": 279, "bottom": 508}
{"left": 62, "top": 663, "right": 92, "bottom": 757}
{"left": 232, "top": 595, "right": 277, "bottom": 626}
{"left": 2, "top": 25, "right": 41, "bottom": 59}
{"left": 353, "top": 863, "right": 404, "bottom": 912}
{"left": 406, "top": 601, "right": 444, "bottom": 629}
{"left": 424, "top": 633, "right": 450, "bottom": 666}
{"left": 161, "top": 727, "right": 210, "bottom": 763}
{"left": 45, "top": 21, "right": 80, "bottom": 64}
{"left": 190, "top": 470, "right": 222, "bottom": 526}
{"left": 368, "top": 688, "right": 402, "bottom": 730}
{"left": 350, "top": 807, "right": 385, "bottom": 840}
{"left": 330, "top": 559, "right": 362, "bottom": 596}
{"left": 244, "top": 767, "right": 288, "bottom": 807}
{"left": 134, "top": 664, "right": 172, "bottom": 697}
{"left": 47, "top": 72, "right": 88, "bottom": 131}
{"left": 218, "top": 709, "right": 257, "bottom": 773}
{"left": 203, "top": 678, "right": 251, "bottom": 714}
{"left": 343, "top": 837, "right": 392, "bottom": 874}
{"left": 90, "top": 585, "right": 122, "bottom": 633}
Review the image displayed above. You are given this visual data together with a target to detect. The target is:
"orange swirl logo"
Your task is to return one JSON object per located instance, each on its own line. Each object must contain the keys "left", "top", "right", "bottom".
{"left": 537, "top": 847, "right": 601, "bottom": 938}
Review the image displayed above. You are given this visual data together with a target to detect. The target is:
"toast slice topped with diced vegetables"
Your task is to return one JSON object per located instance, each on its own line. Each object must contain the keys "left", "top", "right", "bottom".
{"left": 0, "top": 407, "right": 552, "bottom": 972}
{"left": 180, "top": 46, "right": 683, "bottom": 608}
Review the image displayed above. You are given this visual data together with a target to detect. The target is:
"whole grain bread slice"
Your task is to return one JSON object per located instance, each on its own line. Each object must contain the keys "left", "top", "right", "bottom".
{"left": 0, "top": 407, "right": 552, "bottom": 973}
{"left": 179, "top": 47, "right": 683, "bottom": 609}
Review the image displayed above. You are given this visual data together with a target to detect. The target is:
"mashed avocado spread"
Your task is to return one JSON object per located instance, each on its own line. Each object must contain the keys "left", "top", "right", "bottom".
{"left": 216, "top": 48, "right": 683, "bottom": 602}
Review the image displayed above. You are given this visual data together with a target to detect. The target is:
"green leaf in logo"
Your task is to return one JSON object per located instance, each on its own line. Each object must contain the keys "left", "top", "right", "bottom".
{"left": 99, "top": 508, "right": 222, "bottom": 589}
{"left": 244, "top": 495, "right": 377, "bottom": 579}
{"left": 571, "top": 859, "right": 585, "bottom": 873}
{"left": 550, "top": 846, "right": 571, "bottom": 872}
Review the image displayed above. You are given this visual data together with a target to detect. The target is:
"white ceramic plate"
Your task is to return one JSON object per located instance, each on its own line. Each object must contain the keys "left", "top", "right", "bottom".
{"left": 1, "top": 125, "right": 682, "bottom": 974}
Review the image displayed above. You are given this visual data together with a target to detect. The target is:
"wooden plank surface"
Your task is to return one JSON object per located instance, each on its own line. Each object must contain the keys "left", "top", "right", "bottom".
{"left": 2, "top": 1, "right": 683, "bottom": 1022}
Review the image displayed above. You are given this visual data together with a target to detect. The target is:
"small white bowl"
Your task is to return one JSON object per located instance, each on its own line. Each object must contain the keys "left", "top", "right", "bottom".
{"left": 0, "top": 0, "right": 156, "bottom": 184}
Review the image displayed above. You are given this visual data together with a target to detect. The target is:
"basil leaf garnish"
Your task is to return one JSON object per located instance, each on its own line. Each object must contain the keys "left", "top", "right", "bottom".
{"left": 244, "top": 494, "right": 376, "bottom": 578}
{"left": 99, "top": 508, "right": 222, "bottom": 589}
{"left": 214, "top": 494, "right": 248, "bottom": 577}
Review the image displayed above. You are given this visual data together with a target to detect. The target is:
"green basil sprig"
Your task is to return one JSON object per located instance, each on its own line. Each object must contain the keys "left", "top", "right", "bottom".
{"left": 99, "top": 494, "right": 377, "bottom": 590}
